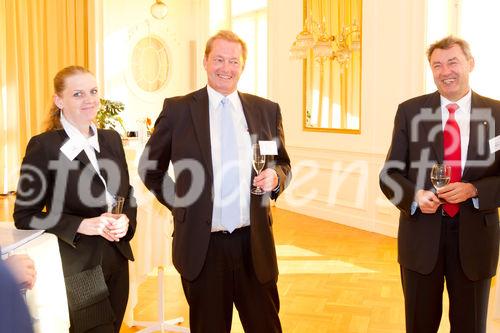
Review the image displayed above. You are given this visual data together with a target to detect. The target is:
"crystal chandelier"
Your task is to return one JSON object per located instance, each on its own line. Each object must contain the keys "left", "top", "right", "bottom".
{"left": 290, "top": 15, "right": 361, "bottom": 64}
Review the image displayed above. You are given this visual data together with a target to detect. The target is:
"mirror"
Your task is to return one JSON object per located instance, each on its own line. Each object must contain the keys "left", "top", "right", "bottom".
{"left": 299, "top": 0, "right": 362, "bottom": 133}
{"left": 131, "top": 35, "right": 170, "bottom": 92}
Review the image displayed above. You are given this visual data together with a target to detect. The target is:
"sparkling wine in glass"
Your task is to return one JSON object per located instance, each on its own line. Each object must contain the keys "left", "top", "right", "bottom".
{"left": 108, "top": 195, "right": 125, "bottom": 215}
{"left": 431, "top": 164, "right": 451, "bottom": 190}
{"left": 251, "top": 143, "right": 266, "bottom": 195}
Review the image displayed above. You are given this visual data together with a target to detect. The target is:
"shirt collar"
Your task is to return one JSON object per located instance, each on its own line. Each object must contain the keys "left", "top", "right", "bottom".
{"left": 60, "top": 111, "right": 100, "bottom": 153}
{"left": 440, "top": 89, "right": 472, "bottom": 115}
{"left": 206, "top": 85, "right": 240, "bottom": 110}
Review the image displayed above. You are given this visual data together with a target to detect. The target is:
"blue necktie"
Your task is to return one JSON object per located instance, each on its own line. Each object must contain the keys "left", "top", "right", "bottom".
{"left": 220, "top": 98, "right": 240, "bottom": 232}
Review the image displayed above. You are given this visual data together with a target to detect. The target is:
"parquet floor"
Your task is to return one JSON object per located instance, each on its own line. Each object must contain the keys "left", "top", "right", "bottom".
{"left": 119, "top": 207, "right": 500, "bottom": 333}
{"left": 1, "top": 196, "right": 499, "bottom": 332}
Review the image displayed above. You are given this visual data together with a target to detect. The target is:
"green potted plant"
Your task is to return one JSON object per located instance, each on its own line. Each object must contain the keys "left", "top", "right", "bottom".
{"left": 96, "top": 98, "right": 126, "bottom": 133}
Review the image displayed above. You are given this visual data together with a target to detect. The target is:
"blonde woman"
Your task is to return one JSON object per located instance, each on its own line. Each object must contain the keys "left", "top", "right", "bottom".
{"left": 14, "top": 66, "right": 136, "bottom": 333}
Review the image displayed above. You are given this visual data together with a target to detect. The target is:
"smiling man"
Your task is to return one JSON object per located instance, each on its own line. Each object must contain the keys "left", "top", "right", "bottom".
{"left": 139, "top": 30, "right": 291, "bottom": 333}
{"left": 380, "top": 36, "right": 500, "bottom": 333}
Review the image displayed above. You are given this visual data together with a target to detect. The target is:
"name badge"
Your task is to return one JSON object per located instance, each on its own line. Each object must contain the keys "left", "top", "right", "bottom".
{"left": 489, "top": 135, "right": 500, "bottom": 154}
{"left": 259, "top": 140, "right": 278, "bottom": 155}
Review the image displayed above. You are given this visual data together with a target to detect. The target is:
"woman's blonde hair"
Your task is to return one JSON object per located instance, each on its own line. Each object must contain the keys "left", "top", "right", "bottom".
{"left": 45, "top": 65, "right": 94, "bottom": 132}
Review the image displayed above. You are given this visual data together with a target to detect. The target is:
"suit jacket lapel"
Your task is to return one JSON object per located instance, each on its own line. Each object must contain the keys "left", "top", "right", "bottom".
{"left": 189, "top": 89, "right": 264, "bottom": 181}
{"left": 96, "top": 131, "right": 116, "bottom": 185}
{"left": 421, "top": 92, "right": 444, "bottom": 163}
{"left": 239, "top": 92, "right": 261, "bottom": 143}
{"left": 463, "top": 91, "right": 489, "bottom": 179}
{"left": 190, "top": 88, "right": 214, "bottom": 180}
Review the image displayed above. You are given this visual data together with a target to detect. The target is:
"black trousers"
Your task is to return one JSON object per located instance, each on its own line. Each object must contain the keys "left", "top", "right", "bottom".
{"left": 401, "top": 214, "right": 491, "bottom": 333}
{"left": 181, "top": 226, "right": 282, "bottom": 333}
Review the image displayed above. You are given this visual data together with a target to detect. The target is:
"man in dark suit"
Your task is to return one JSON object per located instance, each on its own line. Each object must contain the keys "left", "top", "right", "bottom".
{"left": 139, "top": 30, "right": 291, "bottom": 333}
{"left": 380, "top": 36, "right": 500, "bottom": 333}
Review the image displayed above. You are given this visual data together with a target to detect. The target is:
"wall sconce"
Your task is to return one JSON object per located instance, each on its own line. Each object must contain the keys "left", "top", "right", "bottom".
{"left": 290, "top": 15, "right": 360, "bottom": 64}
{"left": 151, "top": 0, "right": 168, "bottom": 20}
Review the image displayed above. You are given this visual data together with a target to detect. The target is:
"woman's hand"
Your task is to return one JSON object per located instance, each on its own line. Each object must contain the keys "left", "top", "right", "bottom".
{"left": 78, "top": 215, "right": 119, "bottom": 242}
{"left": 102, "top": 213, "right": 129, "bottom": 240}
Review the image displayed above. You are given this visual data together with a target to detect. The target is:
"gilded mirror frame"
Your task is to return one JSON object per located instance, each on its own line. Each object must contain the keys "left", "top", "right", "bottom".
{"left": 302, "top": 0, "right": 362, "bottom": 134}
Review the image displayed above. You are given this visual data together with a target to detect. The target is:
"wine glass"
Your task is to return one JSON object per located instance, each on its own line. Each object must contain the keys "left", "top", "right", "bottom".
{"left": 431, "top": 164, "right": 451, "bottom": 190}
{"left": 251, "top": 143, "right": 266, "bottom": 195}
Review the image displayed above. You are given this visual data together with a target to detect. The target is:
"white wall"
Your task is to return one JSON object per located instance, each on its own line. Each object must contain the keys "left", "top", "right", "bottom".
{"left": 268, "top": 0, "right": 428, "bottom": 236}
{"left": 100, "top": 0, "right": 201, "bottom": 130}
{"left": 99, "top": 0, "right": 430, "bottom": 237}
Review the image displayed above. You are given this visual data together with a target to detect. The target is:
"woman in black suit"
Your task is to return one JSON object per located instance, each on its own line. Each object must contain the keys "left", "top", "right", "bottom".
{"left": 14, "top": 66, "right": 136, "bottom": 333}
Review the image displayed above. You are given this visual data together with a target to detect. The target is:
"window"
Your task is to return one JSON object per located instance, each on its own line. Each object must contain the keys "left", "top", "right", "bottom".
{"left": 426, "top": 0, "right": 500, "bottom": 99}
{"left": 231, "top": 0, "right": 268, "bottom": 97}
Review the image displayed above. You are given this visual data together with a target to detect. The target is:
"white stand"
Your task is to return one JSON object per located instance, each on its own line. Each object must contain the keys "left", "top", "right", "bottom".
{"left": 132, "top": 266, "right": 190, "bottom": 333}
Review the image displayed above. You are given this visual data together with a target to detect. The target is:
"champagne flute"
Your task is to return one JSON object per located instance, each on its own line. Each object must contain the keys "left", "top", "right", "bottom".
{"left": 108, "top": 195, "right": 125, "bottom": 214}
{"left": 251, "top": 143, "right": 266, "bottom": 195}
{"left": 431, "top": 164, "right": 451, "bottom": 190}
